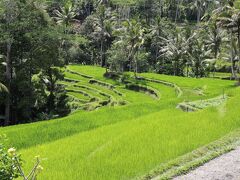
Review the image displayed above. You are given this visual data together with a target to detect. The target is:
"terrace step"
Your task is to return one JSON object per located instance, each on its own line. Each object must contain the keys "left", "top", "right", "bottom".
{"left": 66, "top": 68, "right": 93, "bottom": 79}
{"left": 125, "top": 83, "right": 160, "bottom": 99}
{"left": 64, "top": 78, "right": 81, "bottom": 83}
{"left": 73, "top": 84, "right": 111, "bottom": 101}
{"left": 138, "top": 77, "right": 183, "bottom": 98}
{"left": 89, "top": 79, "right": 115, "bottom": 89}
{"left": 177, "top": 95, "right": 227, "bottom": 112}
{"left": 76, "top": 81, "right": 123, "bottom": 100}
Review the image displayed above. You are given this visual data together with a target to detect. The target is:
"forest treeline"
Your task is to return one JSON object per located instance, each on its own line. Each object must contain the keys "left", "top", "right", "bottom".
{"left": 0, "top": 0, "right": 240, "bottom": 126}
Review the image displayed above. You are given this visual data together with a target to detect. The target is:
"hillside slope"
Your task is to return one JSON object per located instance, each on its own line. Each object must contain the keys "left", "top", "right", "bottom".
{"left": 1, "top": 65, "right": 240, "bottom": 180}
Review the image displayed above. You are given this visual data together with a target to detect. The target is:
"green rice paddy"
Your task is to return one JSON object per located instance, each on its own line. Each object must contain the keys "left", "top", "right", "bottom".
{"left": 1, "top": 65, "right": 240, "bottom": 180}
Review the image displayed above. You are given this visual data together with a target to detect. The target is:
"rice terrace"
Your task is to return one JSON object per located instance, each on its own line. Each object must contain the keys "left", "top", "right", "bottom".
{"left": 1, "top": 0, "right": 240, "bottom": 180}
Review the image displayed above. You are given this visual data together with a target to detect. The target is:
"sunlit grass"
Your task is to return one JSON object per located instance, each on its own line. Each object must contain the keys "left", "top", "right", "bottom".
{"left": 21, "top": 89, "right": 240, "bottom": 179}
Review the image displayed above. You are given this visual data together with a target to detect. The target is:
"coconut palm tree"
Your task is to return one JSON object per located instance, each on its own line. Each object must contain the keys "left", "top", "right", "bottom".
{"left": 150, "top": 16, "right": 169, "bottom": 65}
{"left": 205, "top": 21, "right": 225, "bottom": 58}
{"left": 122, "top": 19, "right": 145, "bottom": 78}
{"left": 54, "top": 1, "right": 78, "bottom": 64}
{"left": 190, "top": 0, "right": 204, "bottom": 23}
{"left": 175, "top": 0, "right": 186, "bottom": 23}
{"left": 190, "top": 38, "right": 212, "bottom": 77}
{"left": 54, "top": 1, "right": 77, "bottom": 33}
{"left": 159, "top": 27, "right": 194, "bottom": 76}
{"left": 190, "top": 0, "right": 217, "bottom": 24}
{"left": 203, "top": 20, "right": 226, "bottom": 77}
{"left": 216, "top": 2, "right": 240, "bottom": 82}
{"left": 93, "top": 4, "right": 113, "bottom": 68}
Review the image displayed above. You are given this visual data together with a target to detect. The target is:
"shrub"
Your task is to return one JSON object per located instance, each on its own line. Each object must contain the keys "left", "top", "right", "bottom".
{"left": 0, "top": 135, "right": 43, "bottom": 180}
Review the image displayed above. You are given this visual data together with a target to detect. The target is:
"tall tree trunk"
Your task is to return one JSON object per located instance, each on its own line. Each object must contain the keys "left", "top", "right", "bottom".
{"left": 196, "top": 59, "right": 200, "bottom": 78}
{"left": 5, "top": 41, "right": 12, "bottom": 126}
{"left": 197, "top": 10, "right": 200, "bottom": 23}
{"left": 237, "top": 26, "right": 240, "bottom": 84}
{"left": 88, "top": 1, "right": 91, "bottom": 15}
{"left": 134, "top": 50, "right": 138, "bottom": 79}
{"left": 100, "top": 38, "right": 104, "bottom": 67}
{"left": 159, "top": 0, "right": 162, "bottom": 17}
{"left": 211, "top": 42, "right": 218, "bottom": 78}
{"left": 175, "top": 0, "right": 179, "bottom": 23}
{"left": 230, "top": 31, "right": 237, "bottom": 80}
{"left": 155, "top": 46, "right": 158, "bottom": 64}
{"left": 47, "top": 69, "right": 55, "bottom": 113}
{"left": 197, "top": 6, "right": 201, "bottom": 24}
{"left": 187, "top": 63, "right": 189, "bottom": 77}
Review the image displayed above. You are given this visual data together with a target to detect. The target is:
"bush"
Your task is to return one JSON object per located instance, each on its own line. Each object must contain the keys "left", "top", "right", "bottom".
{"left": 0, "top": 135, "right": 43, "bottom": 180}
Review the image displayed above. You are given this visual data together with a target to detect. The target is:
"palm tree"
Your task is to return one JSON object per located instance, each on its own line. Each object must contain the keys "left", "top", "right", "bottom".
{"left": 190, "top": 0, "right": 203, "bottom": 23}
{"left": 229, "top": 34, "right": 238, "bottom": 80}
{"left": 205, "top": 21, "right": 225, "bottom": 58}
{"left": 54, "top": 1, "right": 77, "bottom": 30}
{"left": 190, "top": 38, "right": 212, "bottom": 77}
{"left": 93, "top": 5, "right": 113, "bottom": 68}
{"left": 54, "top": 1, "right": 78, "bottom": 64}
{"left": 175, "top": 0, "right": 185, "bottom": 23}
{"left": 0, "top": 0, "right": 17, "bottom": 126}
{"left": 159, "top": 27, "right": 193, "bottom": 76}
{"left": 190, "top": 0, "right": 216, "bottom": 24}
{"left": 216, "top": 3, "right": 240, "bottom": 82}
{"left": 150, "top": 16, "right": 168, "bottom": 65}
{"left": 122, "top": 19, "right": 145, "bottom": 78}
{"left": 204, "top": 20, "right": 226, "bottom": 76}
{"left": 96, "top": 4, "right": 107, "bottom": 67}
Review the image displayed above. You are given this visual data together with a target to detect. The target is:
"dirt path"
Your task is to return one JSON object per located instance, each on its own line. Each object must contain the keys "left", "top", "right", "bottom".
{"left": 174, "top": 147, "right": 240, "bottom": 180}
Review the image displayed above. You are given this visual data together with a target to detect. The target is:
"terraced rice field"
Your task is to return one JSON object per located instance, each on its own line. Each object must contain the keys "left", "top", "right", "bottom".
{"left": 1, "top": 65, "right": 240, "bottom": 180}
